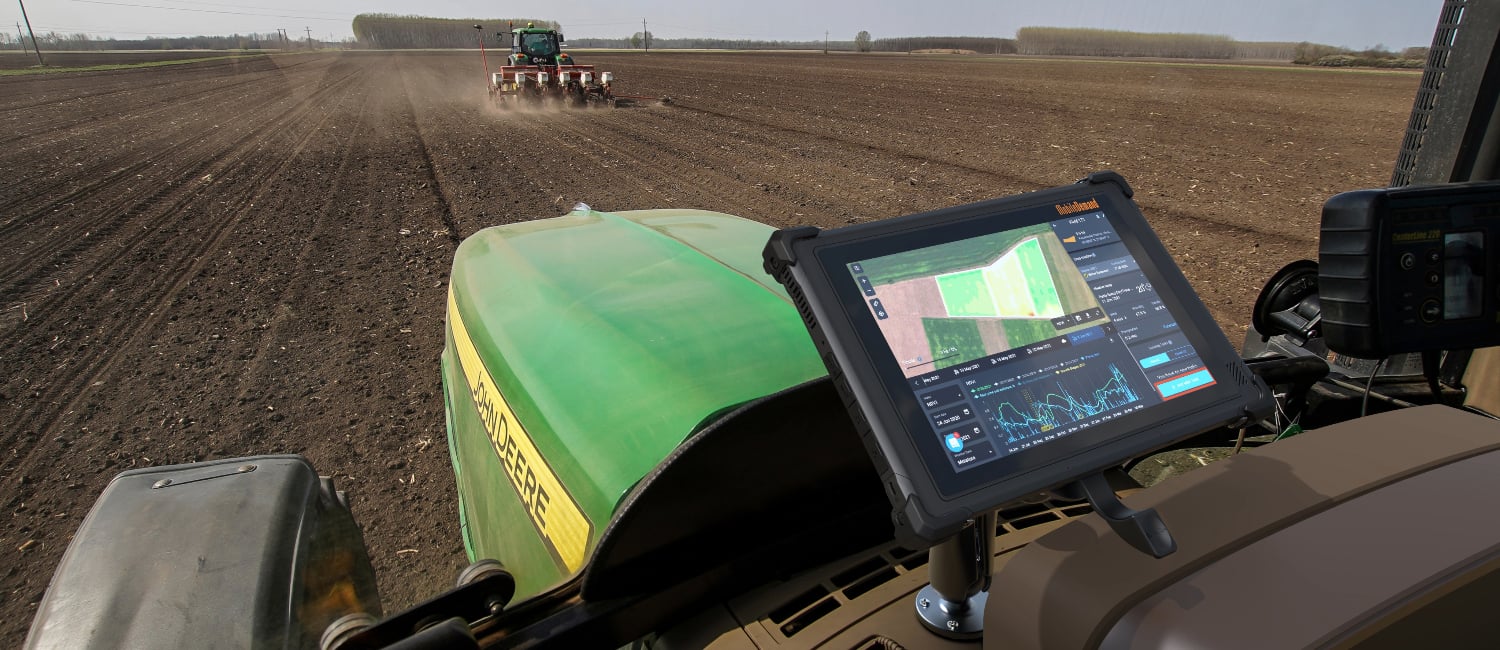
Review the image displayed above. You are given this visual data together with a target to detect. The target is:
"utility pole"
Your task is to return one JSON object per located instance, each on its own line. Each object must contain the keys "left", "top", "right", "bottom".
{"left": 16, "top": 22, "right": 26, "bottom": 54}
{"left": 305, "top": 26, "right": 312, "bottom": 49}
{"left": 825, "top": 30, "right": 829, "bottom": 54}
{"left": 642, "top": 18, "right": 648, "bottom": 54}
{"left": 18, "top": 0, "right": 43, "bottom": 65}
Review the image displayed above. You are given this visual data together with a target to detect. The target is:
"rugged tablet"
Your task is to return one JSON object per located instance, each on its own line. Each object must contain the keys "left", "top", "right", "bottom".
{"left": 764, "top": 172, "right": 1272, "bottom": 543}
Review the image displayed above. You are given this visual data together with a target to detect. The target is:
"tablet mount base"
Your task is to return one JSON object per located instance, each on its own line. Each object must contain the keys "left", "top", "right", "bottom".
{"left": 915, "top": 472, "right": 1176, "bottom": 639}
{"left": 914, "top": 513, "right": 992, "bottom": 640}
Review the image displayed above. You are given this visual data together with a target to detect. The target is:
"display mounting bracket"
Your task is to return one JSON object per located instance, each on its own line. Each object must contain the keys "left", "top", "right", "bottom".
{"left": 1055, "top": 472, "right": 1177, "bottom": 558}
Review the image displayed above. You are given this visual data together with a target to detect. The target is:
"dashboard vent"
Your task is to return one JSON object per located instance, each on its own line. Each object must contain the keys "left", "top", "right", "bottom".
{"left": 757, "top": 500, "right": 1092, "bottom": 640}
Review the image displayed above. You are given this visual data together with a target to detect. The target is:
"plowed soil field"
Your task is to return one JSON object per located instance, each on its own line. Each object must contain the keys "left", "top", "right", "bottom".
{"left": 0, "top": 50, "right": 1417, "bottom": 644}
{"left": 0, "top": 50, "right": 261, "bottom": 70}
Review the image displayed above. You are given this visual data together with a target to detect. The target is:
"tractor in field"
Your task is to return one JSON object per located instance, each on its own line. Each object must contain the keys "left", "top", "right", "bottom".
{"left": 23, "top": 3, "right": 1500, "bottom": 649}
{"left": 480, "top": 22, "right": 667, "bottom": 109}
{"left": 483, "top": 22, "right": 618, "bottom": 108}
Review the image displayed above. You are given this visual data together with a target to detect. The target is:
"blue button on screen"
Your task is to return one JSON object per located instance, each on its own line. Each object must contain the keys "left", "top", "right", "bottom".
{"left": 1157, "top": 368, "right": 1215, "bottom": 398}
{"left": 1139, "top": 352, "right": 1170, "bottom": 368}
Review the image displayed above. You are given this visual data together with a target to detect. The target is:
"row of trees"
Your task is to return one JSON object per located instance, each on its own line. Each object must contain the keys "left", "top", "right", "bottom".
{"left": 569, "top": 35, "right": 837, "bottom": 50}
{"left": 560, "top": 33, "right": 1013, "bottom": 54}
{"left": 0, "top": 31, "right": 310, "bottom": 51}
{"left": 350, "top": 14, "right": 558, "bottom": 50}
{"left": 336, "top": 17, "right": 1409, "bottom": 66}
{"left": 1234, "top": 41, "right": 1303, "bottom": 61}
{"left": 5, "top": 18, "right": 1414, "bottom": 67}
{"left": 1007, "top": 28, "right": 1426, "bottom": 67}
{"left": 1293, "top": 42, "right": 1426, "bottom": 68}
{"left": 871, "top": 36, "right": 1016, "bottom": 54}
{"left": 1015, "top": 27, "right": 1237, "bottom": 59}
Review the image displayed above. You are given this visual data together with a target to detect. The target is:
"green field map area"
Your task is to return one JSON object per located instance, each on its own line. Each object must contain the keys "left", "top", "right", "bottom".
{"left": 933, "top": 238, "right": 1063, "bottom": 318}
{"left": 862, "top": 224, "right": 1107, "bottom": 376}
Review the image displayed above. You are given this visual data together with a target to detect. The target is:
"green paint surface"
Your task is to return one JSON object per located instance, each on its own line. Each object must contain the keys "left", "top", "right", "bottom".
{"left": 440, "top": 208, "right": 826, "bottom": 600}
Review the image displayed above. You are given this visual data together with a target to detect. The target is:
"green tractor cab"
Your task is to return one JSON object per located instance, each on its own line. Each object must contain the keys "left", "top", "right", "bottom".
{"left": 508, "top": 26, "right": 566, "bottom": 66}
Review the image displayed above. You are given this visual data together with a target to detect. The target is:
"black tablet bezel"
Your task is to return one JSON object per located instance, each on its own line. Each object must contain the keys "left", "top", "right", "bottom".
{"left": 768, "top": 174, "right": 1268, "bottom": 542}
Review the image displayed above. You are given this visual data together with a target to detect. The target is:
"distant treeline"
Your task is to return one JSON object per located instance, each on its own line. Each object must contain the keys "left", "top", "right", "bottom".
{"left": 872, "top": 37, "right": 1016, "bottom": 53}
{"left": 565, "top": 35, "right": 1015, "bottom": 53}
{"left": 1010, "top": 28, "right": 1426, "bottom": 67}
{"left": 6, "top": 19, "right": 1422, "bottom": 69}
{"left": 569, "top": 29, "right": 1367, "bottom": 63}
{"left": 0, "top": 31, "right": 299, "bottom": 51}
{"left": 351, "top": 14, "right": 559, "bottom": 49}
{"left": 1235, "top": 42, "right": 1303, "bottom": 61}
{"left": 566, "top": 36, "right": 844, "bottom": 50}
{"left": 1016, "top": 27, "right": 1236, "bottom": 59}
{"left": 1293, "top": 42, "right": 1426, "bottom": 68}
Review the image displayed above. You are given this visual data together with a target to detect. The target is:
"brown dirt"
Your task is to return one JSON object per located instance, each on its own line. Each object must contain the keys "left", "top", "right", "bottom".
{"left": 0, "top": 50, "right": 1417, "bottom": 645}
{"left": 0, "top": 50, "right": 271, "bottom": 70}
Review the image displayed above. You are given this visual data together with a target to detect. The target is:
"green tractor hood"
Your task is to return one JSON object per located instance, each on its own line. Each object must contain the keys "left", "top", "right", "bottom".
{"left": 441, "top": 208, "right": 826, "bottom": 598}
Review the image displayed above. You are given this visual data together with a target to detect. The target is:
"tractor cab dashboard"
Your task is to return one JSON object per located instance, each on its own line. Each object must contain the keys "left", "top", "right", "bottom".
{"left": 581, "top": 176, "right": 1500, "bottom": 648}
{"left": 581, "top": 174, "right": 1500, "bottom": 648}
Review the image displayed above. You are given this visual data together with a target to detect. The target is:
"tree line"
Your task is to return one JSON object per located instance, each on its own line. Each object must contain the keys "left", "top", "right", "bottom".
{"left": 871, "top": 37, "right": 1016, "bottom": 54}
{"left": 565, "top": 34, "right": 1013, "bottom": 53}
{"left": 1293, "top": 42, "right": 1426, "bottom": 68}
{"left": 5, "top": 19, "right": 1412, "bottom": 68}
{"left": 1016, "top": 27, "right": 1237, "bottom": 59}
{"left": 351, "top": 14, "right": 559, "bottom": 50}
{"left": 0, "top": 31, "right": 308, "bottom": 51}
{"left": 567, "top": 36, "right": 842, "bottom": 50}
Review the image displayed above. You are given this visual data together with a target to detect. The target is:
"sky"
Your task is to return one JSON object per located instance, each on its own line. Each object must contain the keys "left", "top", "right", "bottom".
{"left": 5, "top": 0, "right": 1443, "bottom": 50}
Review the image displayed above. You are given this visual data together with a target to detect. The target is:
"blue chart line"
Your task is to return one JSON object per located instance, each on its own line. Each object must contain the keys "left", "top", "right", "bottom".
{"left": 992, "top": 364, "right": 1141, "bottom": 443}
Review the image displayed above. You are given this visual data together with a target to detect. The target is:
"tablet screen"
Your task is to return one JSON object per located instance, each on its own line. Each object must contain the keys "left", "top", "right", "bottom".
{"left": 847, "top": 209, "right": 1217, "bottom": 474}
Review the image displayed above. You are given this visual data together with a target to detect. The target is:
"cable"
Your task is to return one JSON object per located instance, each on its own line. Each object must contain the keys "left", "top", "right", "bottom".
{"left": 1272, "top": 392, "right": 1293, "bottom": 425}
{"left": 158, "top": 0, "right": 347, "bottom": 17}
{"left": 31, "top": 24, "right": 233, "bottom": 35}
{"left": 69, "top": 0, "right": 345, "bottom": 22}
{"left": 556, "top": 21, "right": 640, "bottom": 28}
{"left": 1324, "top": 376, "right": 1419, "bottom": 408}
{"left": 1422, "top": 350, "right": 1443, "bottom": 402}
{"left": 1361, "top": 358, "right": 1387, "bottom": 417}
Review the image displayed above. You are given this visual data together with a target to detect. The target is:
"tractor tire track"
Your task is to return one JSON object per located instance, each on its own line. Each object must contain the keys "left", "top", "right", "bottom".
{"left": 0, "top": 64, "right": 359, "bottom": 307}
{"left": 0, "top": 56, "right": 340, "bottom": 229}
{"left": 666, "top": 99, "right": 1317, "bottom": 246}
{"left": 0, "top": 61, "right": 305, "bottom": 148}
{"left": 394, "top": 57, "right": 464, "bottom": 248}
{"left": 3, "top": 63, "right": 365, "bottom": 450}
{"left": 0, "top": 54, "right": 327, "bottom": 114}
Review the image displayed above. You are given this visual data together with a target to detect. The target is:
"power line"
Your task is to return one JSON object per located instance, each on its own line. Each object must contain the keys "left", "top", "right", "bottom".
{"left": 157, "top": 0, "right": 347, "bottom": 18}
{"left": 555, "top": 21, "right": 638, "bottom": 28}
{"left": 650, "top": 22, "right": 793, "bottom": 40}
{"left": 33, "top": 24, "right": 287, "bottom": 36}
{"left": 68, "top": 0, "right": 346, "bottom": 22}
